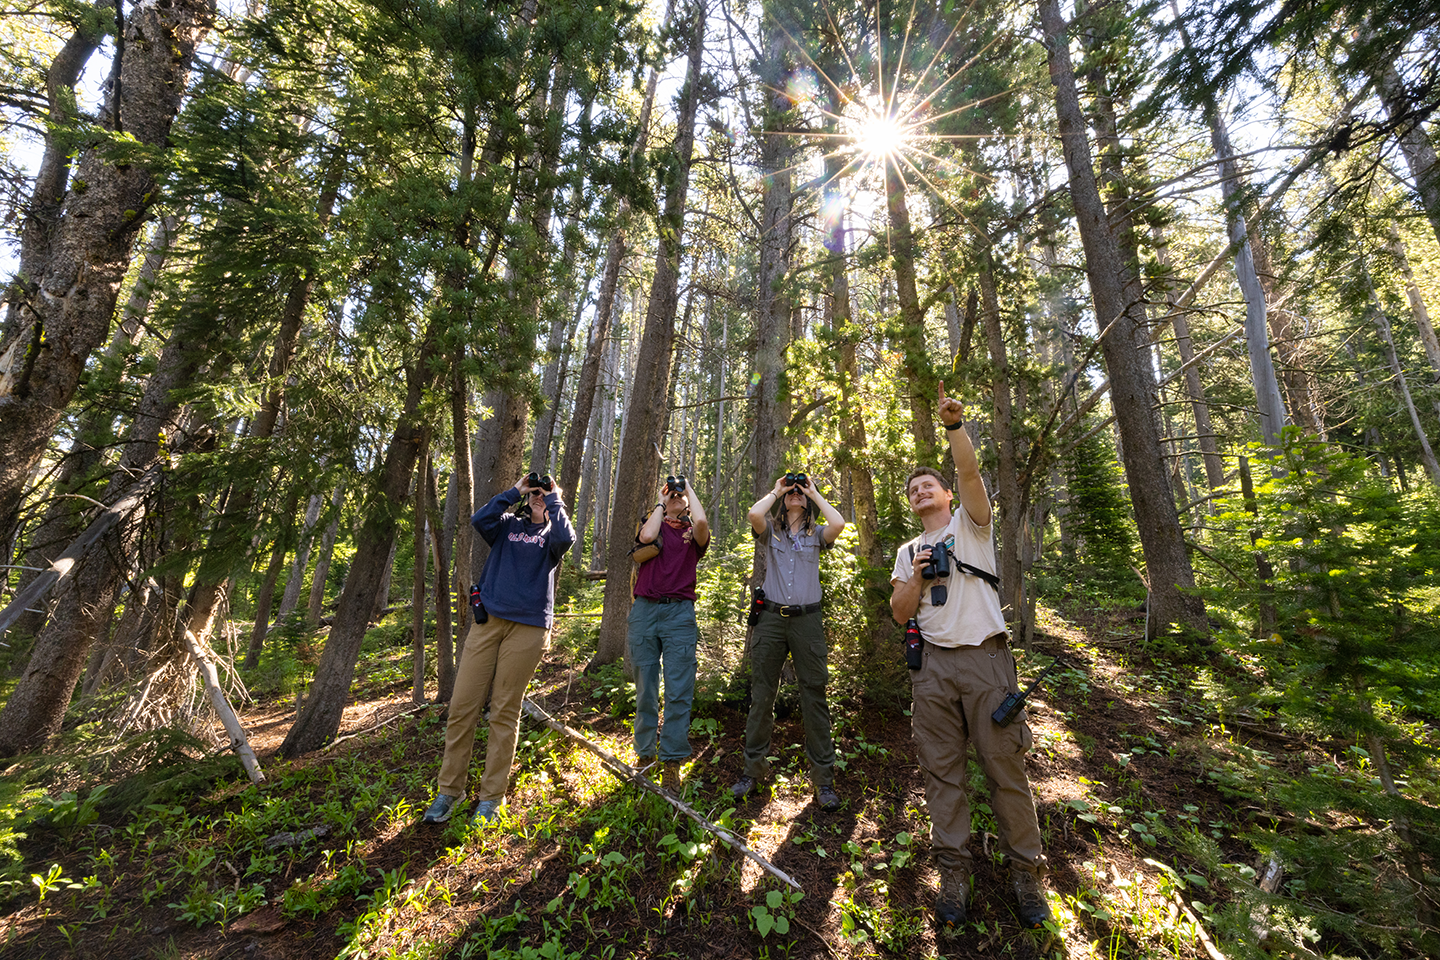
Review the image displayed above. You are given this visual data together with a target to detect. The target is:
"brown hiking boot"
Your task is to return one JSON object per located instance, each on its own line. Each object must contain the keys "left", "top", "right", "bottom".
{"left": 935, "top": 865, "right": 969, "bottom": 929}
{"left": 1011, "top": 867, "right": 1053, "bottom": 928}
{"left": 661, "top": 762, "right": 682, "bottom": 795}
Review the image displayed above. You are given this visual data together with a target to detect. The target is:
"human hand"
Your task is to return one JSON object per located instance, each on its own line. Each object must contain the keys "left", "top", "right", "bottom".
{"left": 937, "top": 381, "right": 964, "bottom": 425}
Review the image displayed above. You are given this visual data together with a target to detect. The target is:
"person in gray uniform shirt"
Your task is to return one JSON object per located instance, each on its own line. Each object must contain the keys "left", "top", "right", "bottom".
{"left": 731, "top": 471, "right": 846, "bottom": 810}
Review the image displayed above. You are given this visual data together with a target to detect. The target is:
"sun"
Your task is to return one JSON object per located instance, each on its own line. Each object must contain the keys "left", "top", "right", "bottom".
{"left": 851, "top": 109, "right": 909, "bottom": 160}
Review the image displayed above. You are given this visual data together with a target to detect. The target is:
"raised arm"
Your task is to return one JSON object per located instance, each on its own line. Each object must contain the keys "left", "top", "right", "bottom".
{"left": 637, "top": 484, "right": 666, "bottom": 544}
{"left": 746, "top": 477, "right": 788, "bottom": 537}
{"left": 939, "top": 381, "right": 991, "bottom": 527}
{"left": 805, "top": 479, "right": 846, "bottom": 544}
{"left": 687, "top": 484, "right": 710, "bottom": 547}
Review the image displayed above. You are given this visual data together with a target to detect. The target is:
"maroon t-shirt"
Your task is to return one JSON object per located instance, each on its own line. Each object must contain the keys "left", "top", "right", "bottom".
{"left": 634, "top": 520, "right": 708, "bottom": 600}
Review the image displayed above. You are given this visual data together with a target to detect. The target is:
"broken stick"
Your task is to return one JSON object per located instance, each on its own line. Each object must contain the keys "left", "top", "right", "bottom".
{"left": 184, "top": 630, "right": 265, "bottom": 784}
{"left": 521, "top": 698, "right": 801, "bottom": 892}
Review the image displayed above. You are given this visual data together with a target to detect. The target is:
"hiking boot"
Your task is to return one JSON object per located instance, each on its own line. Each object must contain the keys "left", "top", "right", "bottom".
{"left": 935, "top": 865, "right": 969, "bottom": 929}
{"left": 422, "top": 794, "right": 463, "bottom": 824}
{"left": 661, "top": 762, "right": 682, "bottom": 795}
{"left": 470, "top": 798, "right": 504, "bottom": 826}
{"left": 815, "top": 782, "right": 841, "bottom": 811}
{"left": 730, "top": 775, "right": 758, "bottom": 799}
{"left": 1011, "top": 867, "right": 1053, "bottom": 928}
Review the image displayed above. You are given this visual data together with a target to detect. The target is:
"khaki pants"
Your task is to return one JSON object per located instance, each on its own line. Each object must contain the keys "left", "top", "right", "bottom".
{"left": 911, "top": 634, "right": 1044, "bottom": 875}
{"left": 436, "top": 616, "right": 548, "bottom": 803}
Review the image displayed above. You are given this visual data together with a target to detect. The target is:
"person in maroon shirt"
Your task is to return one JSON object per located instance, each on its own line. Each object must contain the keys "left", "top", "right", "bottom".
{"left": 628, "top": 476, "right": 710, "bottom": 794}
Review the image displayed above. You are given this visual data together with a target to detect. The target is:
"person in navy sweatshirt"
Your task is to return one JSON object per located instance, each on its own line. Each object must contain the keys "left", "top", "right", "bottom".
{"left": 423, "top": 474, "right": 575, "bottom": 826}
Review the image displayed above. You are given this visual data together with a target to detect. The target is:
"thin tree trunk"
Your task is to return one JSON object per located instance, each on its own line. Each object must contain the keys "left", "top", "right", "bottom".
{"left": 411, "top": 437, "right": 429, "bottom": 703}
{"left": 593, "top": 1, "right": 706, "bottom": 669}
{"left": 979, "top": 254, "right": 1024, "bottom": 631}
{"left": 884, "top": 162, "right": 939, "bottom": 464}
{"left": 425, "top": 457, "right": 455, "bottom": 702}
{"left": 307, "top": 482, "right": 345, "bottom": 626}
{"left": 557, "top": 0, "right": 674, "bottom": 509}
{"left": 245, "top": 532, "right": 291, "bottom": 669}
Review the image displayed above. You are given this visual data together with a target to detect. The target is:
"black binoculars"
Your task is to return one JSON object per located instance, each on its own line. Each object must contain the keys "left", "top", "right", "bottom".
{"left": 921, "top": 544, "right": 951, "bottom": 580}
{"left": 783, "top": 471, "right": 808, "bottom": 488}
{"left": 665, "top": 475, "right": 687, "bottom": 494}
{"left": 526, "top": 471, "right": 554, "bottom": 492}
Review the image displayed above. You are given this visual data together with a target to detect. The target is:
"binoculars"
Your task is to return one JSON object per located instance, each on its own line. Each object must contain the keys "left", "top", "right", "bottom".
{"left": 526, "top": 471, "right": 554, "bottom": 492}
{"left": 783, "top": 471, "right": 808, "bottom": 488}
{"left": 921, "top": 544, "right": 951, "bottom": 580}
{"left": 665, "top": 475, "right": 687, "bottom": 494}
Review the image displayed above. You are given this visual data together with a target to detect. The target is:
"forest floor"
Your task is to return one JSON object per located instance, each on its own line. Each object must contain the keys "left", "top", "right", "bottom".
{"left": 0, "top": 600, "right": 1307, "bottom": 960}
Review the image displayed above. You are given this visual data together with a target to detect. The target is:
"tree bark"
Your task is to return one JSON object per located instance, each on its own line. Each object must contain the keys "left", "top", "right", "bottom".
{"left": 592, "top": 1, "right": 706, "bottom": 668}
{"left": 1039, "top": 0, "right": 1206, "bottom": 636}
{"left": 979, "top": 254, "right": 1024, "bottom": 628}
{"left": 0, "top": 0, "right": 212, "bottom": 547}
{"left": 884, "top": 162, "right": 939, "bottom": 464}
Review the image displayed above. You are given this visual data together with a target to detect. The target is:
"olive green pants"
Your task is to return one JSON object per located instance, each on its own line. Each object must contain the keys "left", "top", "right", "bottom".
{"left": 741, "top": 608, "right": 835, "bottom": 786}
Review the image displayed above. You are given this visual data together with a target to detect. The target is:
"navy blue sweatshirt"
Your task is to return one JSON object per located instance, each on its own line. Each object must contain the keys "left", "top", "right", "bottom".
{"left": 473, "top": 488, "right": 576, "bottom": 629}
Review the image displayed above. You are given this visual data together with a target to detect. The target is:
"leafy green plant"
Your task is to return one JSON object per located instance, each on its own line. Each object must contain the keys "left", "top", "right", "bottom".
{"left": 749, "top": 887, "right": 803, "bottom": 938}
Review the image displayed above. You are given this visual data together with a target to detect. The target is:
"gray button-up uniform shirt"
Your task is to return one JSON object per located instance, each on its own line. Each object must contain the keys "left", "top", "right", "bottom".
{"left": 759, "top": 516, "right": 830, "bottom": 605}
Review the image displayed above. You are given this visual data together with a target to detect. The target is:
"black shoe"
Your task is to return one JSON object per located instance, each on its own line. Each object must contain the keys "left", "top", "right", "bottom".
{"left": 1011, "top": 867, "right": 1053, "bottom": 928}
{"left": 935, "top": 866, "right": 969, "bottom": 929}
{"left": 730, "top": 775, "right": 757, "bottom": 799}
{"left": 815, "top": 783, "right": 841, "bottom": 811}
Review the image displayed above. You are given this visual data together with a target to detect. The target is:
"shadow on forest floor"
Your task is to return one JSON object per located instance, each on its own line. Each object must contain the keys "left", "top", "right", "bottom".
{"left": 0, "top": 599, "right": 1415, "bottom": 959}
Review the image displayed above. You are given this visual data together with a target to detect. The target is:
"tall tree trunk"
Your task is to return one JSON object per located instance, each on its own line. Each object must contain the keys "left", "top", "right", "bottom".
{"left": 884, "top": 162, "right": 939, "bottom": 464}
{"left": 979, "top": 254, "right": 1024, "bottom": 628}
{"left": 0, "top": 0, "right": 212, "bottom": 547}
{"left": 1152, "top": 225, "right": 1226, "bottom": 493}
{"left": 1039, "top": 0, "right": 1206, "bottom": 636}
{"left": 245, "top": 529, "right": 292, "bottom": 669}
{"left": 280, "top": 308, "right": 448, "bottom": 756}
{"left": 181, "top": 138, "right": 347, "bottom": 645}
{"left": 0, "top": 288, "right": 216, "bottom": 756}
{"left": 1385, "top": 222, "right": 1440, "bottom": 384}
{"left": 592, "top": 1, "right": 706, "bottom": 669}
{"left": 557, "top": 1, "right": 673, "bottom": 508}
{"left": 1375, "top": 59, "right": 1440, "bottom": 252}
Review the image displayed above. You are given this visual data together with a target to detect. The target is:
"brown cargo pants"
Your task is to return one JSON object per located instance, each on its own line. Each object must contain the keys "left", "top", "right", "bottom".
{"left": 910, "top": 633, "right": 1045, "bottom": 875}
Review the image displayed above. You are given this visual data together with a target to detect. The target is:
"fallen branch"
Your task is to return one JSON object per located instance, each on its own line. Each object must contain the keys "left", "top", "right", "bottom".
{"left": 184, "top": 630, "right": 265, "bottom": 784}
{"left": 1170, "top": 891, "right": 1229, "bottom": 960}
{"left": 323, "top": 702, "right": 433, "bottom": 752}
{"left": 521, "top": 698, "right": 802, "bottom": 891}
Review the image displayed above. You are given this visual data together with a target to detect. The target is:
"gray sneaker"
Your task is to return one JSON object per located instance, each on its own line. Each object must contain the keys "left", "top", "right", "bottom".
{"left": 422, "top": 794, "right": 463, "bottom": 824}
{"left": 470, "top": 798, "right": 504, "bottom": 826}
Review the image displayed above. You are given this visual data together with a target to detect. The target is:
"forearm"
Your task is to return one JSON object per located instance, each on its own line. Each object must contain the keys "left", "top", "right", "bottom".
{"left": 890, "top": 576, "right": 923, "bottom": 623}
{"left": 811, "top": 490, "right": 845, "bottom": 536}
{"left": 688, "top": 491, "right": 710, "bottom": 544}
{"left": 947, "top": 423, "right": 991, "bottom": 526}
{"left": 637, "top": 503, "right": 664, "bottom": 543}
{"left": 747, "top": 491, "right": 776, "bottom": 535}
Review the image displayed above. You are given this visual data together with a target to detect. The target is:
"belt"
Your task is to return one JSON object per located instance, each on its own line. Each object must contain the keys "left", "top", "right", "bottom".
{"left": 639, "top": 595, "right": 690, "bottom": 604}
{"left": 761, "top": 599, "right": 822, "bottom": 617}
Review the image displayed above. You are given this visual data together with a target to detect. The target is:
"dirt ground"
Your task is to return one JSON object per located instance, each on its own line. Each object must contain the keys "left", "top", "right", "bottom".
{"left": 1, "top": 608, "right": 1261, "bottom": 959}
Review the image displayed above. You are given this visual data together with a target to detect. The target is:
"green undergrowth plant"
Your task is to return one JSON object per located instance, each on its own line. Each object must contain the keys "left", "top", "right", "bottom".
{"left": 1193, "top": 435, "right": 1440, "bottom": 956}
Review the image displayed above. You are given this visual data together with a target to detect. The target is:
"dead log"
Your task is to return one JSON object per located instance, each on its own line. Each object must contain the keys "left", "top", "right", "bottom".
{"left": 521, "top": 698, "right": 802, "bottom": 892}
{"left": 0, "top": 464, "right": 163, "bottom": 637}
{"left": 184, "top": 630, "right": 265, "bottom": 784}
